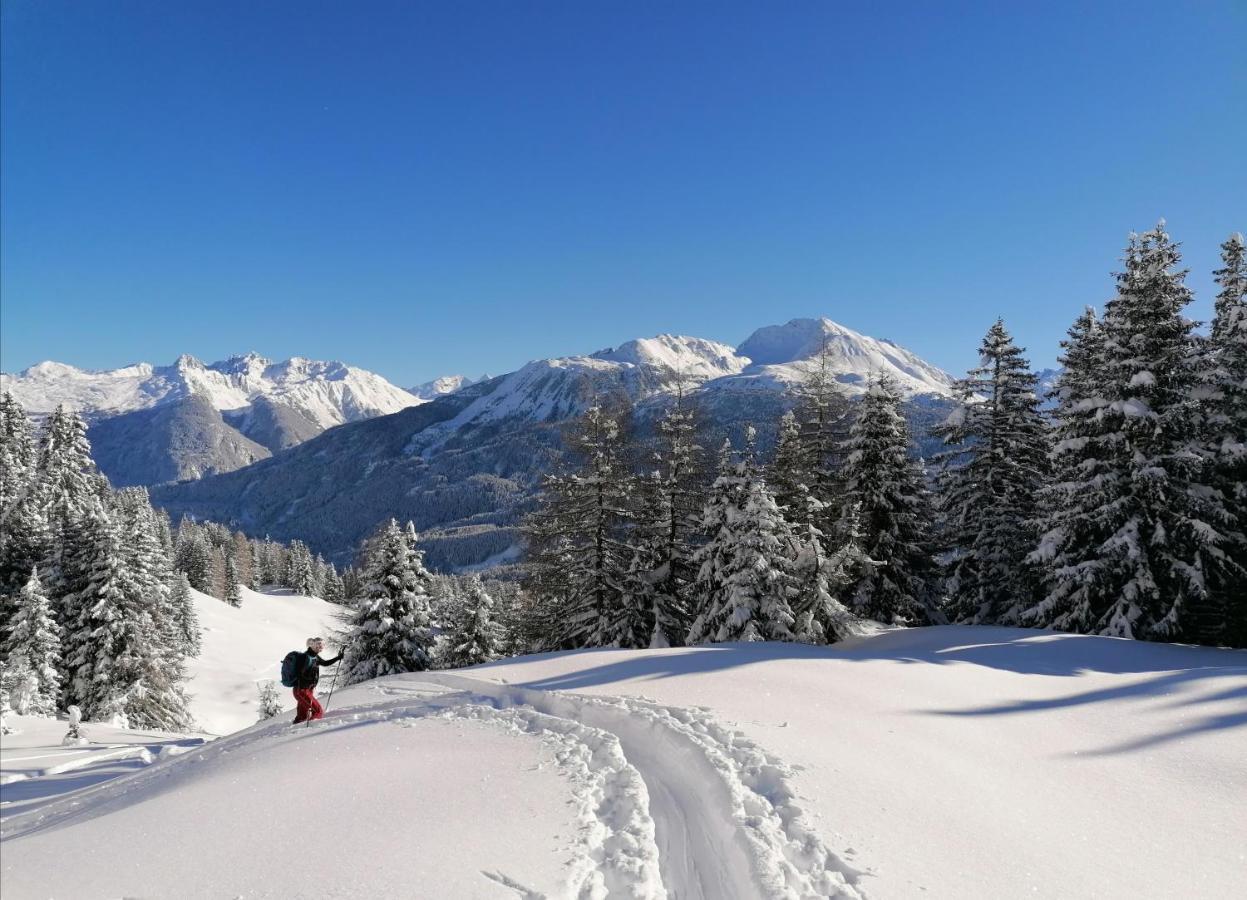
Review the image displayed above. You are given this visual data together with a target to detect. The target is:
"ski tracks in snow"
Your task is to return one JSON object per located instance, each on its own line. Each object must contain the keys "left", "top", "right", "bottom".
{"left": 371, "top": 674, "right": 865, "bottom": 899}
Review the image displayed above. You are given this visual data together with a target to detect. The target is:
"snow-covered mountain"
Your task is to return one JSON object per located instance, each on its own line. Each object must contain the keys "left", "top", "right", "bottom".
{"left": 715, "top": 317, "right": 956, "bottom": 398}
{"left": 418, "top": 335, "right": 748, "bottom": 440}
{"left": 152, "top": 317, "right": 958, "bottom": 567}
{"left": 4, "top": 627, "right": 1244, "bottom": 898}
{"left": 411, "top": 323, "right": 950, "bottom": 452}
{"left": 1, "top": 353, "right": 423, "bottom": 486}
{"left": 407, "top": 374, "right": 480, "bottom": 401}
{"left": 1, "top": 352, "right": 419, "bottom": 427}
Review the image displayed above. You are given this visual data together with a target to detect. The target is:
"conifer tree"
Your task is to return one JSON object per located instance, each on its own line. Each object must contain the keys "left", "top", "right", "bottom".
{"left": 257, "top": 680, "right": 284, "bottom": 720}
{"left": 689, "top": 429, "right": 797, "bottom": 643}
{"left": 0, "top": 392, "right": 37, "bottom": 514}
{"left": 170, "top": 572, "right": 202, "bottom": 657}
{"left": 2, "top": 569, "right": 61, "bottom": 716}
{"left": 1028, "top": 225, "right": 1238, "bottom": 640}
{"left": 522, "top": 402, "right": 634, "bottom": 648}
{"left": 838, "top": 376, "right": 935, "bottom": 624}
{"left": 65, "top": 502, "right": 193, "bottom": 730}
{"left": 175, "top": 521, "right": 213, "bottom": 594}
{"left": 36, "top": 406, "right": 109, "bottom": 604}
{"left": 623, "top": 388, "right": 707, "bottom": 647}
{"left": 1200, "top": 232, "right": 1247, "bottom": 645}
{"left": 441, "top": 575, "right": 506, "bottom": 668}
{"left": 224, "top": 554, "right": 243, "bottom": 607}
{"left": 934, "top": 320, "right": 1049, "bottom": 624}
{"left": 340, "top": 519, "right": 436, "bottom": 683}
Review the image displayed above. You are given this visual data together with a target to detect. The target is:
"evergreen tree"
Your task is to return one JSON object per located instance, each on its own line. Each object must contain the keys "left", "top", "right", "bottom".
{"left": 322, "top": 562, "right": 346, "bottom": 605}
{"left": 340, "top": 519, "right": 436, "bottom": 683}
{"left": 1028, "top": 225, "right": 1238, "bottom": 641}
{"left": 689, "top": 430, "right": 797, "bottom": 643}
{"left": 2, "top": 569, "right": 61, "bottom": 716}
{"left": 248, "top": 541, "right": 263, "bottom": 590}
{"left": 284, "top": 540, "right": 318, "bottom": 596}
{"left": 789, "top": 516, "right": 865, "bottom": 644}
{"left": 174, "top": 521, "right": 213, "bottom": 594}
{"left": 0, "top": 392, "right": 37, "bottom": 514}
{"left": 257, "top": 680, "right": 284, "bottom": 720}
{"left": 624, "top": 388, "right": 708, "bottom": 647}
{"left": 934, "top": 320, "right": 1049, "bottom": 624}
{"left": 441, "top": 575, "right": 506, "bottom": 668}
{"left": 770, "top": 410, "right": 816, "bottom": 523}
{"left": 65, "top": 503, "right": 192, "bottom": 729}
{"left": 838, "top": 376, "right": 935, "bottom": 624}
{"left": 1201, "top": 232, "right": 1247, "bottom": 645}
{"left": 224, "top": 554, "right": 243, "bottom": 607}
{"left": 521, "top": 402, "right": 634, "bottom": 648}
{"left": 170, "top": 572, "right": 202, "bottom": 657}
{"left": 36, "top": 406, "right": 108, "bottom": 604}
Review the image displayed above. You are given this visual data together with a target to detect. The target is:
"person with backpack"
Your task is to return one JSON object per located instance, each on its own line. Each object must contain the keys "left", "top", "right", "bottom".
{"left": 281, "top": 637, "right": 343, "bottom": 724}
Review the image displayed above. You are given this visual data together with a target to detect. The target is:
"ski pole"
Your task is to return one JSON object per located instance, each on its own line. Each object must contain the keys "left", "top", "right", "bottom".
{"left": 308, "top": 639, "right": 353, "bottom": 728}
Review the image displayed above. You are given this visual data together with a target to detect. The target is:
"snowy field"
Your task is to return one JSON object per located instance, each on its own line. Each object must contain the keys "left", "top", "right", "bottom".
{"left": 2, "top": 625, "right": 1243, "bottom": 899}
{"left": 185, "top": 585, "right": 339, "bottom": 734}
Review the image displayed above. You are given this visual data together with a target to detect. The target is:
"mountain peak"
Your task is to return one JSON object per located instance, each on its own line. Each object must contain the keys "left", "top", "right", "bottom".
{"left": 732, "top": 317, "right": 954, "bottom": 398}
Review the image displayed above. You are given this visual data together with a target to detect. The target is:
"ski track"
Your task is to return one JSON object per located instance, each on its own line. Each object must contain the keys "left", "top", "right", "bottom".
{"left": 2, "top": 675, "right": 864, "bottom": 899}
{"left": 376, "top": 675, "right": 865, "bottom": 899}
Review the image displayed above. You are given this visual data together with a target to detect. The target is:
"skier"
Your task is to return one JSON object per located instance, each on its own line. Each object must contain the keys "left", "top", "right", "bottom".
{"left": 290, "top": 637, "right": 343, "bottom": 724}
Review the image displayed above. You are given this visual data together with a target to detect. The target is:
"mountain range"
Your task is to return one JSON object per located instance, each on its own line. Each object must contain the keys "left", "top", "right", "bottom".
{"left": 5, "top": 317, "right": 960, "bottom": 568}
{"left": 0, "top": 353, "right": 445, "bottom": 485}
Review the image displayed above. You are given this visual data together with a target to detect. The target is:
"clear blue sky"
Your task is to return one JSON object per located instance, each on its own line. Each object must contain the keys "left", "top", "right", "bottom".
{"left": 3, "top": 1, "right": 1244, "bottom": 385}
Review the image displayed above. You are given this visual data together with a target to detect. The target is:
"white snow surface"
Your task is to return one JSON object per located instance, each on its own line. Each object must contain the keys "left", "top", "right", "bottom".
{"left": 0, "top": 352, "right": 420, "bottom": 427}
{"left": 3, "top": 626, "right": 1244, "bottom": 899}
{"left": 185, "top": 585, "right": 339, "bottom": 735}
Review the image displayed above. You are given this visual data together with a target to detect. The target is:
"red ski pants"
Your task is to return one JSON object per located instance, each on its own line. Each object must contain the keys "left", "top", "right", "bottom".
{"left": 293, "top": 687, "right": 323, "bottom": 723}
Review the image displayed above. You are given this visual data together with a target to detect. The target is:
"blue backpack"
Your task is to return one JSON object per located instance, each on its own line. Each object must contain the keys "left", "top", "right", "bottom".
{"left": 280, "top": 651, "right": 303, "bottom": 688}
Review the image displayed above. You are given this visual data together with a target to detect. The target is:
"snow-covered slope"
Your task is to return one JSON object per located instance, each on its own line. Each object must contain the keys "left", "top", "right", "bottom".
{"left": 411, "top": 334, "right": 748, "bottom": 442}
{"left": 185, "top": 585, "right": 339, "bottom": 735}
{"left": 711, "top": 317, "right": 956, "bottom": 398}
{"left": 4, "top": 627, "right": 1243, "bottom": 899}
{"left": 1, "top": 352, "right": 420, "bottom": 427}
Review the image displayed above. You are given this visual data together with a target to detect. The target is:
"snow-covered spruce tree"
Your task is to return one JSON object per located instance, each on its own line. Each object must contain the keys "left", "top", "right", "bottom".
{"left": 224, "top": 554, "right": 243, "bottom": 607}
{"left": 1028, "top": 225, "right": 1238, "bottom": 641}
{"left": 0, "top": 392, "right": 37, "bottom": 515}
{"left": 0, "top": 392, "right": 47, "bottom": 631}
{"left": 257, "top": 680, "right": 284, "bottom": 720}
{"left": 35, "top": 406, "right": 110, "bottom": 607}
{"left": 169, "top": 572, "right": 201, "bottom": 657}
{"left": 622, "top": 386, "right": 708, "bottom": 647}
{"left": 788, "top": 510, "right": 868, "bottom": 644}
{"left": 340, "top": 519, "right": 436, "bottom": 683}
{"left": 1200, "top": 232, "right": 1247, "bottom": 646}
{"left": 837, "top": 376, "right": 936, "bottom": 625}
{"left": 521, "top": 402, "right": 635, "bottom": 649}
{"left": 770, "top": 410, "right": 817, "bottom": 525}
{"left": 284, "top": 540, "right": 318, "bottom": 596}
{"left": 785, "top": 339, "right": 853, "bottom": 530}
{"left": 2, "top": 569, "right": 61, "bottom": 716}
{"left": 688, "top": 429, "right": 797, "bottom": 643}
{"left": 441, "top": 575, "right": 506, "bottom": 668}
{"left": 0, "top": 663, "right": 13, "bottom": 734}
{"left": 174, "top": 520, "right": 214, "bottom": 594}
{"left": 64, "top": 501, "right": 193, "bottom": 730}
{"left": 933, "top": 319, "right": 1049, "bottom": 625}
{"left": 248, "top": 541, "right": 263, "bottom": 590}
{"left": 322, "top": 562, "right": 346, "bottom": 605}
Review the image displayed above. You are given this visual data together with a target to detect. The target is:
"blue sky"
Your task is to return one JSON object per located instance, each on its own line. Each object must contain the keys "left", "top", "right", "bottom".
{"left": 2, "top": 1, "right": 1244, "bottom": 386}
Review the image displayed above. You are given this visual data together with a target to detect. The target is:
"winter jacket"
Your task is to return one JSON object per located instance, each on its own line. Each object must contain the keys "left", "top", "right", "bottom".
{"left": 293, "top": 651, "right": 342, "bottom": 689}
